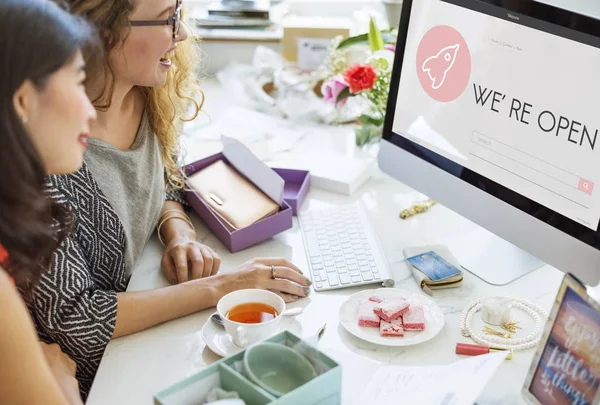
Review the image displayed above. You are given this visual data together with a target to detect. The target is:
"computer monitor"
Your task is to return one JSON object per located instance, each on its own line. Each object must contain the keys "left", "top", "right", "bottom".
{"left": 378, "top": 0, "right": 600, "bottom": 286}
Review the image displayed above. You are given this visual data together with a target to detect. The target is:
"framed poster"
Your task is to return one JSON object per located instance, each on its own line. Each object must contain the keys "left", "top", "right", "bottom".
{"left": 523, "top": 273, "right": 600, "bottom": 405}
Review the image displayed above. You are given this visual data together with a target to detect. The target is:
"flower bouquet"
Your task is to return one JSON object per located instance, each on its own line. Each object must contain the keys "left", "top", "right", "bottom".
{"left": 319, "top": 17, "right": 397, "bottom": 147}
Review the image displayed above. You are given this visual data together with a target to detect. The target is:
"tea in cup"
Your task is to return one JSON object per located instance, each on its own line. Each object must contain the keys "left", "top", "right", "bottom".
{"left": 217, "top": 289, "right": 285, "bottom": 347}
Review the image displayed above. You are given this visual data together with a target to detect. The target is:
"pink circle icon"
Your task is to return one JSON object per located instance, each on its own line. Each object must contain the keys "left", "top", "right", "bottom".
{"left": 416, "top": 25, "right": 471, "bottom": 102}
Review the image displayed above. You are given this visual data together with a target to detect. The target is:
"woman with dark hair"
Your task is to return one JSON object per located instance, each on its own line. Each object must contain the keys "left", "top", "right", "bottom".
{"left": 0, "top": 0, "right": 97, "bottom": 403}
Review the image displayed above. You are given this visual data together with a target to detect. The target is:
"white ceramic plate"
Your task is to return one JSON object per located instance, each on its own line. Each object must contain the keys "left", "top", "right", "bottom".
{"left": 339, "top": 288, "right": 445, "bottom": 347}
{"left": 201, "top": 313, "right": 303, "bottom": 357}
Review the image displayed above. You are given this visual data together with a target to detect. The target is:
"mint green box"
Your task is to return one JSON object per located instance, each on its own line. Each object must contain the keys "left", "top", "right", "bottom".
{"left": 154, "top": 331, "right": 341, "bottom": 405}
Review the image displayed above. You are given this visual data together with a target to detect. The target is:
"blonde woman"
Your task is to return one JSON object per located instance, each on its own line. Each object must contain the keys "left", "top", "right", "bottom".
{"left": 27, "top": 0, "right": 311, "bottom": 399}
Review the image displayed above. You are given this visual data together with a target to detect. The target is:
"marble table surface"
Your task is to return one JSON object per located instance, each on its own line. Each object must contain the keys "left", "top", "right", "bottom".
{"left": 86, "top": 79, "right": 569, "bottom": 405}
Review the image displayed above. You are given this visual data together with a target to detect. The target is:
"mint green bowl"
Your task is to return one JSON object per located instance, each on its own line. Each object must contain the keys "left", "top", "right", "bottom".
{"left": 243, "top": 342, "right": 318, "bottom": 397}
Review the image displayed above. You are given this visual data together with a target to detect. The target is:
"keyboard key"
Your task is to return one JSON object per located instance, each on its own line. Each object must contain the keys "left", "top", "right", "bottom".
{"left": 312, "top": 263, "right": 324, "bottom": 270}
{"left": 316, "top": 282, "right": 323, "bottom": 289}
{"left": 337, "top": 267, "right": 349, "bottom": 274}
{"left": 351, "top": 275, "right": 362, "bottom": 283}
{"left": 340, "top": 273, "right": 351, "bottom": 284}
{"left": 350, "top": 270, "right": 360, "bottom": 277}
{"left": 327, "top": 273, "right": 339, "bottom": 286}
{"left": 360, "top": 266, "right": 371, "bottom": 273}
{"left": 310, "top": 257, "right": 322, "bottom": 264}
{"left": 326, "top": 266, "right": 336, "bottom": 273}
{"left": 362, "top": 272, "right": 373, "bottom": 281}
{"left": 358, "top": 260, "right": 368, "bottom": 267}
{"left": 324, "top": 260, "right": 334, "bottom": 267}
{"left": 306, "top": 235, "right": 321, "bottom": 257}
{"left": 373, "top": 273, "right": 381, "bottom": 280}
{"left": 369, "top": 261, "right": 377, "bottom": 268}
{"left": 348, "top": 264, "right": 358, "bottom": 271}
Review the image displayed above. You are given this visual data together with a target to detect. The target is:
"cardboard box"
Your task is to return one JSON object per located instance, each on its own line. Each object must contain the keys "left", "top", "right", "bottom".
{"left": 184, "top": 137, "right": 310, "bottom": 252}
{"left": 154, "top": 331, "right": 342, "bottom": 405}
{"left": 281, "top": 16, "right": 352, "bottom": 69}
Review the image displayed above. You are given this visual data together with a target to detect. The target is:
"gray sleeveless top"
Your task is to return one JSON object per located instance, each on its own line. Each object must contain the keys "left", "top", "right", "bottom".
{"left": 85, "top": 111, "right": 165, "bottom": 275}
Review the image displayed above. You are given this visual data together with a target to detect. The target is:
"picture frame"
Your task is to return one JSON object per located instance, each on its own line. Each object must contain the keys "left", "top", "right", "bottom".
{"left": 522, "top": 273, "right": 600, "bottom": 405}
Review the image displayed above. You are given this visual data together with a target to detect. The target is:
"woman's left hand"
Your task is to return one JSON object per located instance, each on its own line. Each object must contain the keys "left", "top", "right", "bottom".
{"left": 161, "top": 235, "right": 221, "bottom": 284}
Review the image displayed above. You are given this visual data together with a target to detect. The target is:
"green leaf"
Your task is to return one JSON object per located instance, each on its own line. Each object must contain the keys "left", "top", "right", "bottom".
{"left": 355, "top": 122, "right": 383, "bottom": 147}
{"left": 337, "top": 30, "right": 397, "bottom": 50}
{"left": 368, "top": 17, "right": 385, "bottom": 52}
{"left": 359, "top": 114, "right": 385, "bottom": 127}
{"left": 336, "top": 87, "right": 355, "bottom": 104}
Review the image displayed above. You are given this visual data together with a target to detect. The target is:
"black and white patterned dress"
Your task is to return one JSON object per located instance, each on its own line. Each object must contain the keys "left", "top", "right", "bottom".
{"left": 24, "top": 162, "right": 186, "bottom": 400}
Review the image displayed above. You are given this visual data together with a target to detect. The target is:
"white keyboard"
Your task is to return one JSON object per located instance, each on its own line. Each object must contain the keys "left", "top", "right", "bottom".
{"left": 299, "top": 203, "right": 394, "bottom": 291}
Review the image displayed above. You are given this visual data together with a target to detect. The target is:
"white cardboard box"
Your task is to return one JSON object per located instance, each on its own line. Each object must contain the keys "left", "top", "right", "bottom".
{"left": 268, "top": 154, "right": 374, "bottom": 195}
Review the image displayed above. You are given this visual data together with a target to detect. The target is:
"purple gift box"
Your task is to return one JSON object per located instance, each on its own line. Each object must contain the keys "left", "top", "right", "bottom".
{"left": 184, "top": 153, "right": 310, "bottom": 253}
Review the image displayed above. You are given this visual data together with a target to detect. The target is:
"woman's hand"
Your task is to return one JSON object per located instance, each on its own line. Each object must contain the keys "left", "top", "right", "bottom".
{"left": 40, "top": 342, "right": 82, "bottom": 404}
{"left": 222, "top": 258, "right": 312, "bottom": 303}
{"left": 161, "top": 235, "right": 221, "bottom": 284}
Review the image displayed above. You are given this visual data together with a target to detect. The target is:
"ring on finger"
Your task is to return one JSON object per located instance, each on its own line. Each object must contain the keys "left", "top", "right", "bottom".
{"left": 271, "top": 265, "right": 276, "bottom": 279}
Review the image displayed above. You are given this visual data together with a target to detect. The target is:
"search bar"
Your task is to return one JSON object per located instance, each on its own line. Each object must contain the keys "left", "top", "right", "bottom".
{"left": 470, "top": 131, "right": 594, "bottom": 207}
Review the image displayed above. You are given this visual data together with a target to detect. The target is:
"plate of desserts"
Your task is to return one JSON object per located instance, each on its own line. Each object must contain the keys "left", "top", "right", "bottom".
{"left": 339, "top": 288, "right": 445, "bottom": 346}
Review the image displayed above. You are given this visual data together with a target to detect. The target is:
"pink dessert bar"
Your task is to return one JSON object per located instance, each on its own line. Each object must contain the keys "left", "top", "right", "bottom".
{"left": 357, "top": 301, "right": 380, "bottom": 327}
{"left": 368, "top": 296, "right": 384, "bottom": 303}
{"left": 373, "top": 298, "right": 410, "bottom": 322}
{"left": 380, "top": 318, "right": 404, "bottom": 337}
{"left": 403, "top": 305, "right": 426, "bottom": 331}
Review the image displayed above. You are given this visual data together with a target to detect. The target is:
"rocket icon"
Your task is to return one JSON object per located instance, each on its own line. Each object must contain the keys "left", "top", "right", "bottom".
{"left": 422, "top": 44, "right": 460, "bottom": 90}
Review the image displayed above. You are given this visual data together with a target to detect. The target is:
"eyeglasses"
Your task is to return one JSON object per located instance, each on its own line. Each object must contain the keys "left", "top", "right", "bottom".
{"left": 129, "top": 0, "right": 182, "bottom": 39}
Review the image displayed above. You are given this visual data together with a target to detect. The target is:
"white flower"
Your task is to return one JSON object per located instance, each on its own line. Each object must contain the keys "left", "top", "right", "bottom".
{"left": 368, "top": 50, "right": 395, "bottom": 72}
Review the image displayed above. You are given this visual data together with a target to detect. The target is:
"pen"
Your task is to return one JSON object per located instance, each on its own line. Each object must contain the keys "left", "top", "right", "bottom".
{"left": 455, "top": 342, "right": 513, "bottom": 360}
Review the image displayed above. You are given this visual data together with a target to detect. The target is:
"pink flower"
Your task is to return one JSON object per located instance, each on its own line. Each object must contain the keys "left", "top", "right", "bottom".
{"left": 321, "top": 76, "right": 349, "bottom": 107}
{"left": 385, "top": 44, "right": 396, "bottom": 52}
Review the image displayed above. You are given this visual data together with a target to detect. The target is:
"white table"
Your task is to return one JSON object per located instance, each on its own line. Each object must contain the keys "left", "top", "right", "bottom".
{"left": 86, "top": 79, "right": 566, "bottom": 405}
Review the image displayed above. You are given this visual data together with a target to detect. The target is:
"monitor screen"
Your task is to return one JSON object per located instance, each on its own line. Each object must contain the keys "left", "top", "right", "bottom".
{"left": 384, "top": 0, "right": 600, "bottom": 249}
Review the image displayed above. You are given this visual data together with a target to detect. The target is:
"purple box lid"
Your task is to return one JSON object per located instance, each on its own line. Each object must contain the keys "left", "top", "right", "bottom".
{"left": 272, "top": 168, "right": 311, "bottom": 216}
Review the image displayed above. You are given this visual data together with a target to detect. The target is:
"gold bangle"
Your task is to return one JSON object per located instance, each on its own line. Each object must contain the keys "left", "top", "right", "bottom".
{"left": 159, "top": 209, "right": 188, "bottom": 222}
{"left": 157, "top": 214, "right": 195, "bottom": 246}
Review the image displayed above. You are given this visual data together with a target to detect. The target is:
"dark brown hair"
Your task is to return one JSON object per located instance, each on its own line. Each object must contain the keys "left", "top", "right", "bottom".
{"left": 0, "top": 0, "right": 98, "bottom": 288}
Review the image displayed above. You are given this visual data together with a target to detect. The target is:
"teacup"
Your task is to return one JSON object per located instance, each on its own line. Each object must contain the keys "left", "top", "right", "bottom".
{"left": 217, "top": 289, "right": 285, "bottom": 348}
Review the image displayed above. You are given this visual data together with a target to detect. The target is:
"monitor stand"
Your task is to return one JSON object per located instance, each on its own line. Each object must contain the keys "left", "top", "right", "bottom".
{"left": 445, "top": 227, "right": 545, "bottom": 286}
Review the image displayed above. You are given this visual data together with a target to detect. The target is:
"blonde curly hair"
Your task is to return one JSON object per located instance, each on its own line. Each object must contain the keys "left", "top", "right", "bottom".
{"left": 57, "top": 0, "right": 202, "bottom": 191}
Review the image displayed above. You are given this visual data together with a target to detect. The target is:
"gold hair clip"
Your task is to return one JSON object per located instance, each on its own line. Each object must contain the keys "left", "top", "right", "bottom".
{"left": 483, "top": 326, "right": 512, "bottom": 339}
{"left": 400, "top": 199, "right": 436, "bottom": 219}
{"left": 501, "top": 319, "right": 522, "bottom": 334}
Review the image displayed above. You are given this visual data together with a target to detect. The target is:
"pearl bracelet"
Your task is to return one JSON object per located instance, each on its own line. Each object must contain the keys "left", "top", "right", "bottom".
{"left": 459, "top": 297, "right": 549, "bottom": 351}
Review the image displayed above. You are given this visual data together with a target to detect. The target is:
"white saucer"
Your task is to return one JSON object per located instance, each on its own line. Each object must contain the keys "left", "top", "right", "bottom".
{"left": 339, "top": 288, "right": 445, "bottom": 347}
{"left": 201, "top": 313, "right": 303, "bottom": 357}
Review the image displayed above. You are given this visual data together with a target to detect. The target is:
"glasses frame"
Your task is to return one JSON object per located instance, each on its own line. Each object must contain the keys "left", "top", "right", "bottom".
{"left": 128, "top": 0, "right": 182, "bottom": 39}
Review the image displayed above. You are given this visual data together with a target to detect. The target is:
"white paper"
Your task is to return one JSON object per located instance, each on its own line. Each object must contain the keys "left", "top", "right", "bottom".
{"left": 191, "top": 106, "right": 307, "bottom": 160}
{"left": 356, "top": 351, "right": 509, "bottom": 405}
{"left": 297, "top": 37, "right": 331, "bottom": 70}
{"left": 221, "top": 135, "right": 285, "bottom": 206}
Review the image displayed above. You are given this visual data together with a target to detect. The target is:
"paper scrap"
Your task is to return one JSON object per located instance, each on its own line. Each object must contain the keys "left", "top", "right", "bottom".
{"left": 356, "top": 351, "right": 509, "bottom": 405}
